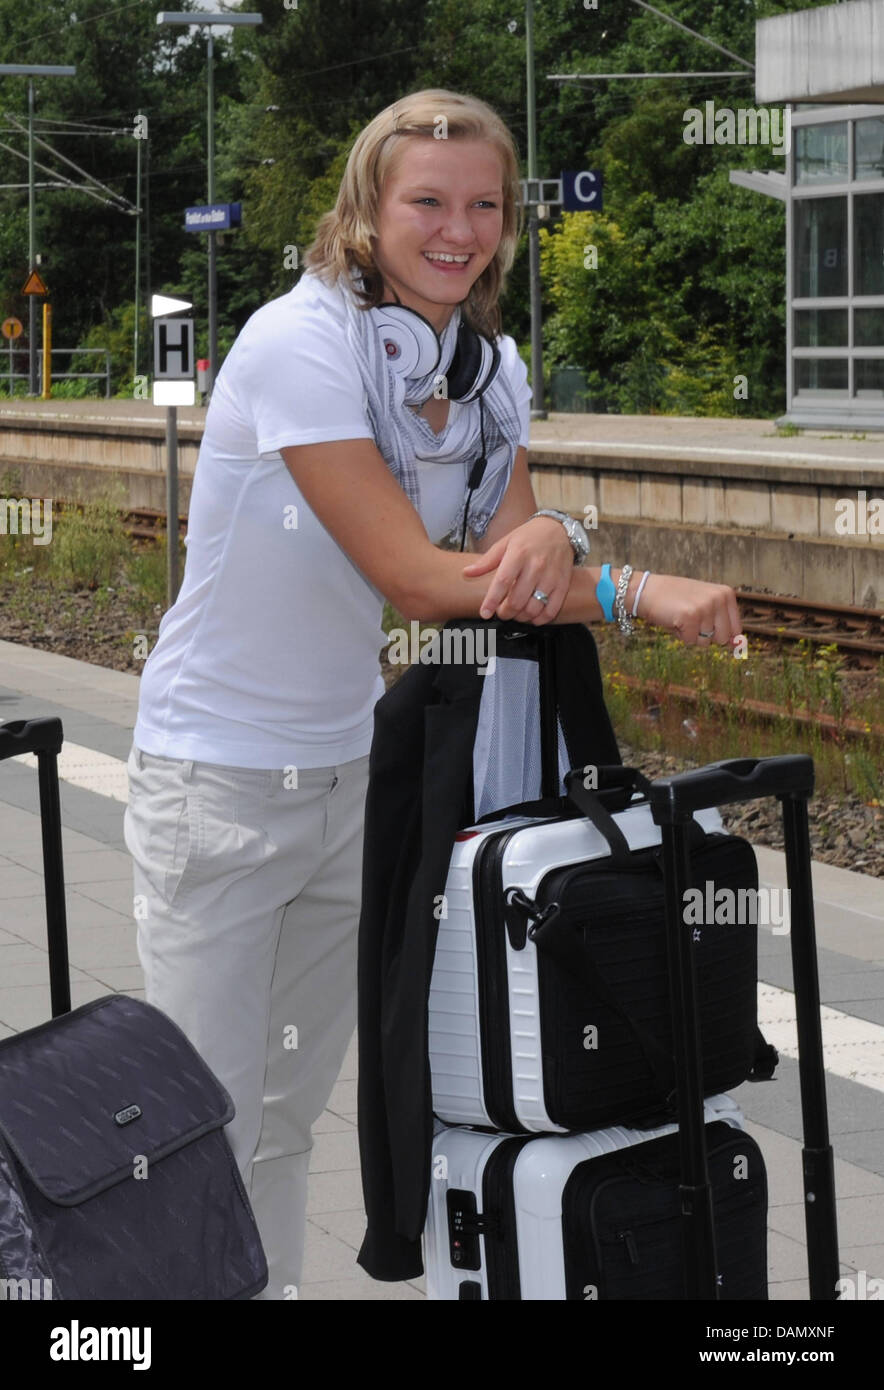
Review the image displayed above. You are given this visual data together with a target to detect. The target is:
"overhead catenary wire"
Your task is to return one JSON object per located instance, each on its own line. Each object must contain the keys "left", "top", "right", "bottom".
{"left": 0, "top": 134, "right": 133, "bottom": 211}
{"left": 627, "top": 0, "right": 755, "bottom": 72}
{"left": 8, "top": 0, "right": 158, "bottom": 55}
{"left": 548, "top": 71, "right": 752, "bottom": 81}
{"left": 20, "top": 117, "right": 136, "bottom": 136}
{"left": 3, "top": 110, "right": 136, "bottom": 211}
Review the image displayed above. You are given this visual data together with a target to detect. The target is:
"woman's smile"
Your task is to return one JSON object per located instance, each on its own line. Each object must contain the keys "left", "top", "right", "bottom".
{"left": 423, "top": 251, "right": 472, "bottom": 265}
{"left": 373, "top": 137, "right": 504, "bottom": 329}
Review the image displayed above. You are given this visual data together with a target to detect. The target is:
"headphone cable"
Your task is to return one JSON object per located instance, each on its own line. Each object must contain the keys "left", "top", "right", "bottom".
{"left": 459, "top": 393, "right": 488, "bottom": 552}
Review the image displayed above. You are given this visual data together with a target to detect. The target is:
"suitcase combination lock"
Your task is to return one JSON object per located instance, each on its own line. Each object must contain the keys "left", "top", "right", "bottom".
{"left": 446, "top": 1190, "right": 501, "bottom": 1271}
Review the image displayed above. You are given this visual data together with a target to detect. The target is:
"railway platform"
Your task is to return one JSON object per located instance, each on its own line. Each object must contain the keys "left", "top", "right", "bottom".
{"left": 0, "top": 635, "right": 882, "bottom": 1301}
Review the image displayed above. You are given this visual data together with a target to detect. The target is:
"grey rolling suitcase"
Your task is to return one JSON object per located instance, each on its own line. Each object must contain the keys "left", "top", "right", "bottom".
{"left": 0, "top": 715, "right": 268, "bottom": 1300}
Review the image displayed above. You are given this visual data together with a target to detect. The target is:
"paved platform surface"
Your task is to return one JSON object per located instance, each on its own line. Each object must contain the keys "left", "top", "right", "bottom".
{"left": 3, "top": 399, "right": 883, "bottom": 472}
{"left": 529, "top": 412, "right": 884, "bottom": 472}
{"left": 1, "top": 636, "right": 882, "bottom": 1300}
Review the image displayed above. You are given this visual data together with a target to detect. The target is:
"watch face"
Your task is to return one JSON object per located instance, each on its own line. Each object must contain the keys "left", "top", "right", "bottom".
{"left": 565, "top": 518, "right": 589, "bottom": 559}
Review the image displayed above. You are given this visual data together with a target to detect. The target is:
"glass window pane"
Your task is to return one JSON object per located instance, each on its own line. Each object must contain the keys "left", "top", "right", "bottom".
{"left": 795, "top": 122, "right": 848, "bottom": 184}
{"left": 795, "top": 359, "right": 848, "bottom": 392}
{"left": 794, "top": 198, "right": 847, "bottom": 297}
{"left": 854, "top": 193, "right": 884, "bottom": 295}
{"left": 855, "top": 117, "right": 884, "bottom": 181}
{"left": 855, "top": 360, "right": 884, "bottom": 397}
{"left": 855, "top": 309, "right": 884, "bottom": 346}
{"left": 794, "top": 309, "right": 848, "bottom": 347}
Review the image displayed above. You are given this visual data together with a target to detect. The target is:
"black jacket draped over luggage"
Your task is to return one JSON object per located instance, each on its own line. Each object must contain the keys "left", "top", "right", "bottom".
{"left": 356, "top": 619, "right": 620, "bottom": 1281}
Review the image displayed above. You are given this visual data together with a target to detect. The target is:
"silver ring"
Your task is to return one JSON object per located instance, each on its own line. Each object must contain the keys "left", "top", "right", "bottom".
{"left": 698, "top": 629, "right": 714, "bottom": 638}
{"left": 533, "top": 589, "right": 550, "bottom": 605}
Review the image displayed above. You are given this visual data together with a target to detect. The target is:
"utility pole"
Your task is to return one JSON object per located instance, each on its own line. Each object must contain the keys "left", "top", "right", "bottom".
{"left": 134, "top": 112, "right": 143, "bottom": 379}
{"left": 207, "top": 28, "right": 217, "bottom": 401}
{"left": 28, "top": 78, "right": 35, "bottom": 394}
{"left": 0, "top": 65, "right": 76, "bottom": 396}
{"left": 157, "top": 12, "right": 263, "bottom": 400}
{"left": 145, "top": 136, "right": 151, "bottom": 360}
{"left": 525, "top": 0, "right": 546, "bottom": 418}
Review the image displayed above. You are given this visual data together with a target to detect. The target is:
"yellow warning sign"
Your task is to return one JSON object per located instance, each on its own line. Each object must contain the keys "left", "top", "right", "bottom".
{"left": 1, "top": 317, "right": 23, "bottom": 340}
{"left": 22, "top": 270, "right": 48, "bottom": 296}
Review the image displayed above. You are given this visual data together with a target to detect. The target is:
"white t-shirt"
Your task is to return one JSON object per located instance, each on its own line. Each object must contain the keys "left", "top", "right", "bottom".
{"left": 133, "top": 271, "right": 532, "bottom": 769}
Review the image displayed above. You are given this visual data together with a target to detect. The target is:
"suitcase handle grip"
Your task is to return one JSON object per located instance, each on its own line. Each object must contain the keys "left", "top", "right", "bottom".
{"left": 647, "top": 754, "right": 814, "bottom": 820}
{"left": 0, "top": 716, "right": 64, "bottom": 762}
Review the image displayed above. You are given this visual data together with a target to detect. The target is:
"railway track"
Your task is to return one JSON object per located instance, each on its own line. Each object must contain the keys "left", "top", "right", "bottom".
{"left": 13, "top": 499, "right": 884, "bottom": 665}
{"left": 736, "top": 589, "right": 884, "bottom": 667}
{"left": 124, "top": 506, "right": 187, "bottom": 542}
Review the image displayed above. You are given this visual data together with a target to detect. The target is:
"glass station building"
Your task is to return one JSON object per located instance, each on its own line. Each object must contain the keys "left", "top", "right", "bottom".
{"left": 754, "top": 1, "right": 884, "bottom": 429}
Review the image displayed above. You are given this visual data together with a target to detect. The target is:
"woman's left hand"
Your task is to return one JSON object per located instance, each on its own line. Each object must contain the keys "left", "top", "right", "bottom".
{"left": 461, "top": 516, "right": 575, "bottom": 624}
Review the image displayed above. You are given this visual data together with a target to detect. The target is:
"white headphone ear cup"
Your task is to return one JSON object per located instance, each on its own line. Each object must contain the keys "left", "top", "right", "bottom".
{"left": 372, "top": 304, "right": 440, "bottom": 378}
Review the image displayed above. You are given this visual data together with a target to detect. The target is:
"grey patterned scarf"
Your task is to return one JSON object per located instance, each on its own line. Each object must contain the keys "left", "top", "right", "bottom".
{"left": 328, "top": 266, "right": 523, "bottom": 542}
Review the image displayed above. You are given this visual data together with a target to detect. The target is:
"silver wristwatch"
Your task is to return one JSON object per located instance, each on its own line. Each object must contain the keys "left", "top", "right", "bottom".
{"left": 530, "top": 508, "right": 590, "bottom": 566}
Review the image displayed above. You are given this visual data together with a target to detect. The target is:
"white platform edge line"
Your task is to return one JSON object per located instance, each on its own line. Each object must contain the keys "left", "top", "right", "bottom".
{"left": 758, "top": 982, "right": 884, "bottom": 1095}
{"left": 10, "top": 743, "right": 129, "bottom": 804}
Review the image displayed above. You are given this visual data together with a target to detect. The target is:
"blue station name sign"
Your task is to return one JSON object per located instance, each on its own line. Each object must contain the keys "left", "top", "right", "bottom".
{"left": 184, "top": 203, "right": 243, "bottom": 232}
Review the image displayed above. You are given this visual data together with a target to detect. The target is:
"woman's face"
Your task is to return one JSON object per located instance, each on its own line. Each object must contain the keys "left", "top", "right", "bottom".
{"left": 372, "top": 136, "right": 505, "bottom": 333}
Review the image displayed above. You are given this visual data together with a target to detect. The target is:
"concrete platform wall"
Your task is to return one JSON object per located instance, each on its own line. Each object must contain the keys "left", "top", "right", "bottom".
{"left": 532, "top": 455, "right": 882, "bottom": 607}
{"left": 1, "top": 417, "right": 881, "bottom": 607}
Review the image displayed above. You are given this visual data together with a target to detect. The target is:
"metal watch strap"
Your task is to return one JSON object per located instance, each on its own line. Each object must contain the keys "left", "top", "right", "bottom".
{"left": 530, "top": 509, "right": 589, "bottom": 566}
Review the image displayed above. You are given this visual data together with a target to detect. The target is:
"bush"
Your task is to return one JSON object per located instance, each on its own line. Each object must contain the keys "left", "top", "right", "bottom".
{"left": 125, "top": 533, "right": 185, "bottom": 608}
{"left": 48, "top": 486, "right": 131, "bottom": 590}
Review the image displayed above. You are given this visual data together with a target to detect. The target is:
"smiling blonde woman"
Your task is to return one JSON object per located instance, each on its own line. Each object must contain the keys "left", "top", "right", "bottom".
{"left": 124, "top": 88, "right": 742, "bottom": 1301}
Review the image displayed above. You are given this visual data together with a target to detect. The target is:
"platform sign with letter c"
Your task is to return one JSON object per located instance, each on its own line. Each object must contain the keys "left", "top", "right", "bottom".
{"left": 562, "top": 170, "right": 603, "bottom": 213}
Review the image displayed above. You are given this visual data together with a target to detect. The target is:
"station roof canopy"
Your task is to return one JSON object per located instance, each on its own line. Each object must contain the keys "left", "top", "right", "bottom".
{"left": 756, "top": 0, "right": 884, "bottom": 104}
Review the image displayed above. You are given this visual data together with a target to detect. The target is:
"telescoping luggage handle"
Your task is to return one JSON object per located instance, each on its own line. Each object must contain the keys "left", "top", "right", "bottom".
{"left": 649, "top": 753, "right": 839, "bottom": 1302}
{"left": 0, "top": 717, "right": 71, "bottom": 1018}
{"left": 645, "top": 754, "right": 815, "bottom": 820}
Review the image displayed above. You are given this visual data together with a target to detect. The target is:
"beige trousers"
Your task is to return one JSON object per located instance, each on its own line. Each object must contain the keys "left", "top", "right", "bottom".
{"left": 123, "top": 744, "right": 371, "bottom": 1300}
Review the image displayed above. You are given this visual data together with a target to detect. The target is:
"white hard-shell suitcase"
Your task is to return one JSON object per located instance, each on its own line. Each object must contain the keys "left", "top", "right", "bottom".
{"left": 427, "top": 795, "right": 763, "bottom": 1134}
{"left": 424, "top": 1094, "right": 767, "bottom": 1300}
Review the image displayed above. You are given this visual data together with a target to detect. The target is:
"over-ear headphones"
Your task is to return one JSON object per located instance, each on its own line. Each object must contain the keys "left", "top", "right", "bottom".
{"left": 372, "top": 300, "right": 500, "bottom": 403}
{"left": 371, "top": 294, "right": 501, "bottom": 549}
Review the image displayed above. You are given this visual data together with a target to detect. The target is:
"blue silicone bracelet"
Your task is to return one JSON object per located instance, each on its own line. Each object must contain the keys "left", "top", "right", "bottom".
{"left": 596, "top": 563, "right": 616, "bottom": 622}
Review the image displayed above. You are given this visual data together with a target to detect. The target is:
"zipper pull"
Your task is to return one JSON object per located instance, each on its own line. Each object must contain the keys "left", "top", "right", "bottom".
{"left": 503, "top": 888, "right": 561, "bottom": 951}
{"left": 503, "top": 887, "right": 540, "bottom": 950}
{"left": 617, "top": 1229, "right": 640, "bottom": 1265}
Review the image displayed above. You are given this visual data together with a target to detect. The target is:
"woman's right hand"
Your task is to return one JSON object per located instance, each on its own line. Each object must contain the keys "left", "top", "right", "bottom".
{"left": 628, "top": 572, "right": 743, "bottom": 648}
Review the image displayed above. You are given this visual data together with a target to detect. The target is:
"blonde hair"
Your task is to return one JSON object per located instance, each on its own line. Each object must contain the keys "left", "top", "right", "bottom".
{"left": 303, "top": 89, "right": 523, "bottom": 340}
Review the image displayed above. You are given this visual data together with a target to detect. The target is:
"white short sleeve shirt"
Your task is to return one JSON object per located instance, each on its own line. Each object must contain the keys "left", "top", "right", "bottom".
{"left": 133, "top": 271, "right": 532, "bottom": 769}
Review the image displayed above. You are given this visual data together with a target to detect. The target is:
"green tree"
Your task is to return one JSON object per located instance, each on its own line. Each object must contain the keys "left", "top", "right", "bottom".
{"left": 0, "top": 0, "right": 837, "bottom": 413}
{"left": 0, "top": 0, "right": 264, "bottom": 387}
